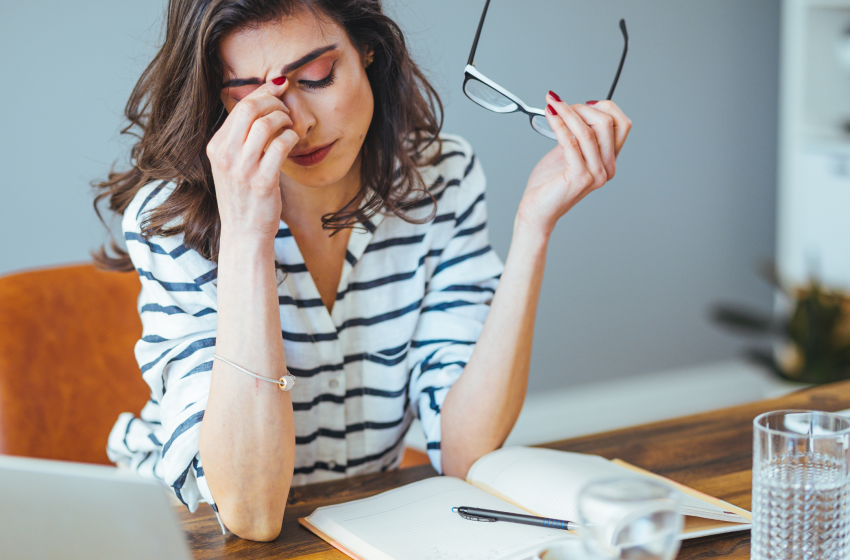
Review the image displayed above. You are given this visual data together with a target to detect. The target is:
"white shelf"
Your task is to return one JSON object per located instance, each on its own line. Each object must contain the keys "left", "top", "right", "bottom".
{"left": 404, "top": 359, "right": 807, "bottom": 452}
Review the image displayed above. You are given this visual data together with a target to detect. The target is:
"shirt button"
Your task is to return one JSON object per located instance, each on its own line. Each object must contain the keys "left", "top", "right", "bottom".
{"left": 328, "top": 460, "right": 337, "bottom": 470}
{"left": 329, "top": 379, "right": 339, "bottom": 389}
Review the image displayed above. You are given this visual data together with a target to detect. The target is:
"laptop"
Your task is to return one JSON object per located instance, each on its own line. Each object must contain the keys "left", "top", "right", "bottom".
{"left": 0, "top": 454, "right": 193, "bottom": 560}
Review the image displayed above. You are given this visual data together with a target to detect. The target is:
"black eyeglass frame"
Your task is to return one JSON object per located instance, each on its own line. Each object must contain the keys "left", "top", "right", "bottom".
{"left": 463, "top": 0, "right": 629, "bottom": 139}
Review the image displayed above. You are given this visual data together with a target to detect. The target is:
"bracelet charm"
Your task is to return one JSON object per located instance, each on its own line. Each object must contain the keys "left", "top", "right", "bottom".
{"left": 278, "top": 375, "right": 295, "bottom": 391}
{"left": 213, "top": 353, "right": 296, "bottom": 391}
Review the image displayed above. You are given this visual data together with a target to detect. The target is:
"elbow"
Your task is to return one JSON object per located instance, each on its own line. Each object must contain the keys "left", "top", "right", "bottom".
{"left": 441, "top": 445, "right": 486, "bottom": 479}
{"left": 231, "top": 524, "right": 282, "bottom": 543}
{"left": 441, "top": 434, "right": 506, "bottom": 479}
{"left": 218, "top": 503, "right": 285, "bottom": 542}
{"left": 442, "top": 460, "right": 471, "bottom": 480}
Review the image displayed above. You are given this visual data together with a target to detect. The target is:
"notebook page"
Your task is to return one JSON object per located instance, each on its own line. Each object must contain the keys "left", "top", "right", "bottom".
{"left": 467, "top": 447, "right": 650, "bottom": 521}
{"left": 610, "top": 460, "right": 748, "bottom": 522}
{"left": 306, "top": 477, "right": 574, "bottom": 560}
{"left": 467, "top": 447, "right": 740, "bottom": 523}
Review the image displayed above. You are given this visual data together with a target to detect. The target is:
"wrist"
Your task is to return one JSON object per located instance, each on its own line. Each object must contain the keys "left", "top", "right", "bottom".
{"left": 512, "top": 214, "right": 552, "bottom": 251}
{"left": 514, "top": 198, "right": 560, "bottom": 241}
{"left": 507, "top": 221, "right": 550, "bottom": 270}
{"left": 219, "top": 231, "right": 276, "bottom": 266}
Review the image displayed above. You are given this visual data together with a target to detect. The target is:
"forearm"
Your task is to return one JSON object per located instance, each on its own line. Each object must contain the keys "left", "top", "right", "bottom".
{"left": 440, "top": 222, "right": 549, "bottom": 478}
{"left": 199, "top": 234, "right": 295, "bottom": 541}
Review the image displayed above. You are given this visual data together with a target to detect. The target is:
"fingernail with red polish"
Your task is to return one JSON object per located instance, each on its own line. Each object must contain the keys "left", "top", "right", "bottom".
{"left": 272, "top": 76, "right": 286, "bottom": 86}
{"left": 548, "top": 91, "right": 561, "bottom": 102}
{"left": 586, "top": 100, "right": 599, "bottom": 106}
{"left": 546, "top": 104, "right": 557, "bottom": 115}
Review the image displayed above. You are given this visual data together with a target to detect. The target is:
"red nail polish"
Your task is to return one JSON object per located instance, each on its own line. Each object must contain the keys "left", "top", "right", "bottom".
{"left": 586, "top": 100, "right": 599, "bottom": 105}
{"left": 546, "top": 104, "right": 557, "bottom": 115}
{"left": 272, "top": 76, "right": 286, "bottom": 86}
{"left": 548, "top": 90, "right": 561, "bottom": 102}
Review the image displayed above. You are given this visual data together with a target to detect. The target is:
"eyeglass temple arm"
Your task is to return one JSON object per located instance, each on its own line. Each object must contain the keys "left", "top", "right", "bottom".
{"left": 467, "top": 0, "right": 492, "bottom": 66}
{"left": 606, "top": 19, "right": 629, "bottom": 101}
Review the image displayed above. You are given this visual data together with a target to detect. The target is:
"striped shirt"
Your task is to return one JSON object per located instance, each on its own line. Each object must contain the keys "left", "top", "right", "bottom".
{"left": 106, "top": 134, "right": 504, "bottom": 516}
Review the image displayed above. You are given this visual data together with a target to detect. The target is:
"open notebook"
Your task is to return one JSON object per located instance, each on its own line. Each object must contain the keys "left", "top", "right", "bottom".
{"left": 300, "top": 447, "right": 751, "bottom": 560}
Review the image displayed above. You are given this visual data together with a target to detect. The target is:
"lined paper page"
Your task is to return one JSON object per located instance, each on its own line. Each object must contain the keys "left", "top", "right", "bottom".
{"left": 306, "top": 477, "right": 574, "bottom": 560}
{"left": 466, "top": 447, "right": 623, "bottom": 521}
{"left": 466, "top": 447, "right": 732, "bottom": 522}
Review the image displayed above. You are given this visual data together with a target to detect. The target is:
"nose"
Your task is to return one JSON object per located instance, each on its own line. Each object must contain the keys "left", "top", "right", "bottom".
{"left": 280, "top": 90, "right": 316, "bottom": 142}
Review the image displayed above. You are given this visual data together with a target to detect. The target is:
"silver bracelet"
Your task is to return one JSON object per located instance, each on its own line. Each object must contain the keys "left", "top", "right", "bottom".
{"left": 212, "top": 354, "right": 296, "bottom": 391}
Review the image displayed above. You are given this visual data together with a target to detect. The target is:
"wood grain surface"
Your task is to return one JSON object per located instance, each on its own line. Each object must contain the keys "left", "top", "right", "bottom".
{"left": 177, "top": 379, "right": 850, "bottom": 559}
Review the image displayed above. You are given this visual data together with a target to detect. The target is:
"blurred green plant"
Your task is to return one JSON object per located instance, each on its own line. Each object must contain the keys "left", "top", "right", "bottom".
{"left": 712, "top": 273, "right": 850, "bottom": 384}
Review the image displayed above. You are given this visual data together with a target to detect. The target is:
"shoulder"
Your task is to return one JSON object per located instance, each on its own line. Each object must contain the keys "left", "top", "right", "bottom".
{"left": 122, "top": 180, "right": 179, "bottom": 235}
{"left": 405, "top": 134, "right": 485, "bottom": 223}
{"left": 121, "top": 181, "right": 217, "bottom": 292}
{"left": 121, "top": 179, "right": 189, "bottom": 260}
{"left": 419, "top": 133, "right": 479, "bottom": 186}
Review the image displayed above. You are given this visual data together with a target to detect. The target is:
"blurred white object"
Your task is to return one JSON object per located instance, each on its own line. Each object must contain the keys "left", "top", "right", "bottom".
{"left": 578, "top": 478, "right": 683, "bottom": 560}
{"left": 778, "top": 0, "right": 850, "bottom": 291}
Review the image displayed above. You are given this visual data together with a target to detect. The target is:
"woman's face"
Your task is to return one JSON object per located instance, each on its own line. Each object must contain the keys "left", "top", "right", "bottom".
{"left": 218, "top": 9, "right": 374, "bottom": 190}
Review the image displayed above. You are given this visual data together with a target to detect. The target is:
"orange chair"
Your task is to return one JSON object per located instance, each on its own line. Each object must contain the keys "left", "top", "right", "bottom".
{"left": 0, "top": 263, "right": 430, "bottom": 468}
{"left": 0, "top": 264, "right": 148, "bottom": 464}
{"left": 399, "top": 447, "right": 429, "bottom": 468}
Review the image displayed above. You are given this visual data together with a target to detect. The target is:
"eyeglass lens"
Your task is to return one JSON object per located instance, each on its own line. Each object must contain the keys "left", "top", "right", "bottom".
{"left": 530, "top": 115, "right": 555, "bottom": 139}
{"left": 464, "top": 78, "right": 557, "bottom": 140}
{"left": 463, "top": 80, "right": 517, "bottom": 113}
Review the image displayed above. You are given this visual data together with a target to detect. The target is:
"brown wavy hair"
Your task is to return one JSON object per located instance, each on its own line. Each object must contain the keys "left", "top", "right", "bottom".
{"left": 94, "top": 0, "right": 442, "bottom": 271}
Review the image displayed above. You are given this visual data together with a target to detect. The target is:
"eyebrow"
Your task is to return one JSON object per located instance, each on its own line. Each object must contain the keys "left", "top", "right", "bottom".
{"left": 221, "top": 43, "right": 338, "bottom": 88}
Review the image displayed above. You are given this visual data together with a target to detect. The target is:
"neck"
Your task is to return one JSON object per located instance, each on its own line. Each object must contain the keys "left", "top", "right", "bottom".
{"left": 279, "top": 155, "right": 362, "bottom": 233}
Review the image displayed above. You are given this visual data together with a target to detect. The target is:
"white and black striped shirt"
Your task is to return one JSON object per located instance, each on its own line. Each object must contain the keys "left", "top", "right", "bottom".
{"left": 107, "top": 134, "right": 504, "bottom": 515}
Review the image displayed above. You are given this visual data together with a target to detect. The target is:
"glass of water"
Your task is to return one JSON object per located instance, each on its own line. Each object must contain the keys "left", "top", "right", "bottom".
{"left": 751, "top": 410, "right": 850, "bottom": 560}
{"left": 577, "top": 477, "right": 683, "bottom": 560}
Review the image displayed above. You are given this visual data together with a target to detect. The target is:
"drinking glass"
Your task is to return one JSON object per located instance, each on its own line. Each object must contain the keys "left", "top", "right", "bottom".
{"left": 751, "top": 410, "right": 850, "bottom": 560}
{"left": 577, "top": 477, "right": 683, "bottom": 560}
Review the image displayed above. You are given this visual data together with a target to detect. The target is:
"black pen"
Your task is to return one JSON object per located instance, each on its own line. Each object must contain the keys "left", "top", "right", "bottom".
{"left": 452, "top": 506, "right": 580, "bottom": 531}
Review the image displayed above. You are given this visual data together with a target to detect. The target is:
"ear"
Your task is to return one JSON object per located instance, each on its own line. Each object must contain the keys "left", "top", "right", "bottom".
{"left": 362, "top": 47, "right": 375, "bottom": 68}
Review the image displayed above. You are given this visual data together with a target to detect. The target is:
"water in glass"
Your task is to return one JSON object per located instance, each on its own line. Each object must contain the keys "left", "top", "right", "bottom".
{"left": 751, "top": 410, "right": 850, "bottom": 560}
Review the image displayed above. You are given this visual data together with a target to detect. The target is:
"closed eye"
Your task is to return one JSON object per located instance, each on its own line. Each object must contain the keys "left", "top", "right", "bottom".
{"left": 299, "top": 61, "right": 337, "bottom": 90}
{"left": 228, "top": 84, "right": 261, "bottom": 102}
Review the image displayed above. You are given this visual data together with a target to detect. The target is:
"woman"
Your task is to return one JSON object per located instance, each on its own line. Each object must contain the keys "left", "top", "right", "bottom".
{"left": 97, "top": 0, "right": 631, "bottom": 541}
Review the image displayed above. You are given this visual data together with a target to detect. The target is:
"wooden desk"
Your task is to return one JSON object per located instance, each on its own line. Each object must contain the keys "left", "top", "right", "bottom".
{"left": 179, "top": 379, "right": 850, "bottom": 559}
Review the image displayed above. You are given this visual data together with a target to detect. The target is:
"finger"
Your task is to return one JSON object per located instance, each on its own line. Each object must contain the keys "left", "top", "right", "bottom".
{"left": 257, "top": 129, "right": 301, "bottom": 183}
{"left": 242, "top": 110, "right": 294, "bottom": 163}
{"left": 224, "top": 78, "right": 290, "bottom": 142}
{"left": 543, "top": 103, "right": 593, "bottom": 187}
{"left": 584, "top": 100, "right": 631, "bottom": 156}
{"left": 572, "top": 103, "right": 616, "bottom": 180}
{"left": 547, "top": 92, "right": 607, "bottom": 189}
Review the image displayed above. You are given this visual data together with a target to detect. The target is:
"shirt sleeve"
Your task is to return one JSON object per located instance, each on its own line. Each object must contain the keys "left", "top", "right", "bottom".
{"left": 406, "top": 145, "right": 504, "bottom": 473}
{"left": 106, "top": 181, "right": 221, "bottom": 518}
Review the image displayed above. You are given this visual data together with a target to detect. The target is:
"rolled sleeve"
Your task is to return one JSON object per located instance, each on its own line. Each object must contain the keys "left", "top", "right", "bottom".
{"left": 407, "top": 149, "right": 504, "bottom": 473}
{"left": 106, "top": 182, "right": 220, "bottom": 515}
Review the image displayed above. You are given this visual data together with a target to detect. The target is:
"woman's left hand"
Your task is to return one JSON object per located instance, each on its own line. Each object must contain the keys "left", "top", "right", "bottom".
{"left": 517, "top": 93, "right": 632, "bottom": 236}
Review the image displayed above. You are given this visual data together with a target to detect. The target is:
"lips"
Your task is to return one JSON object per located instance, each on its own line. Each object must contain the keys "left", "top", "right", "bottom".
{"left": 288, "top": 140, "right": 336, "bottom": 167}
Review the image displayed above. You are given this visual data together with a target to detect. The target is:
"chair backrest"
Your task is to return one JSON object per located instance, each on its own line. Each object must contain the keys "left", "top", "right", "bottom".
{"left": 0, "top": 264, "right": 148, "bottom": 464}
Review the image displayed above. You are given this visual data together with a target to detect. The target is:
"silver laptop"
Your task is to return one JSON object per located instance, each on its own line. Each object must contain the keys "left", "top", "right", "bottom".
{"left": 0, "top": 454, "right": 192, "bottom": 560}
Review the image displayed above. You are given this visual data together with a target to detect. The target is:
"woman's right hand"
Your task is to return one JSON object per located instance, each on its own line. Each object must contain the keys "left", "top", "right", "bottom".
{"left": 206, "top": 78, "right": 300, "bottom": 242}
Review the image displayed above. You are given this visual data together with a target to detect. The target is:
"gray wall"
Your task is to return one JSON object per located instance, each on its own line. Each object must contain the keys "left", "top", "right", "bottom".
{"left": 0, "top": 1, "right": 779, "bottom": 393}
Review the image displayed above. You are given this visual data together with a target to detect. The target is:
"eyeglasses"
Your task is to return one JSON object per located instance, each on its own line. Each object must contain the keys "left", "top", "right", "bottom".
{"left": 463, "top": 0, "right": 629, "bottom": 140}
